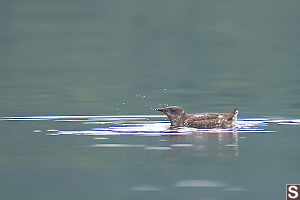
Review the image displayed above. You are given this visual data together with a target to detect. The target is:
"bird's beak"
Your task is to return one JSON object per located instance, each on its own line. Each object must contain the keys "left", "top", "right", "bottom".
{"left": 155, "top": 108, "right": 165, "bottom": 112}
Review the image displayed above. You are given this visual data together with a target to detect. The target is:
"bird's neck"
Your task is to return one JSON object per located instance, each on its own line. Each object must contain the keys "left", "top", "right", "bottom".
{"left": 168, "top": 112, "right": 188, "bottom": 127}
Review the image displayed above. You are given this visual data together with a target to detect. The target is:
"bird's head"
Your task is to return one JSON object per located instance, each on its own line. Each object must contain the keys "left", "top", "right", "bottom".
{"left": 155, "top": 106, "right": 187, "bottom": 127}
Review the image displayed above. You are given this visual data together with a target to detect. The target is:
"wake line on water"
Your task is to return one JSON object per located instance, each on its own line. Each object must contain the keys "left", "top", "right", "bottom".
{"left": 1, "top": 115, "right": 300, "bottom": 136}
{"left": 1, "top": 115, "right": 166, "bottom": 120}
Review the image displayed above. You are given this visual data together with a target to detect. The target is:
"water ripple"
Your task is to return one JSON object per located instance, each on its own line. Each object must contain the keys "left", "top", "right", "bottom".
{"left": 3, "top": 114, "right": 298, "bottom": 155}
{"left": 2, "top": 115, "right": 299, "bottom": 137}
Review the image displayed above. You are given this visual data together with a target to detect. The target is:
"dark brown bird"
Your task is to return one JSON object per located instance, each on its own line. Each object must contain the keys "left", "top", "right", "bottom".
{"left": 156, "top": 106, "right": 238, "bottom": 129}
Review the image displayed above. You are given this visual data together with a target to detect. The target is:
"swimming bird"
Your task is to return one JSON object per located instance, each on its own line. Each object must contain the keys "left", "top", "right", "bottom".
{"left": 155, "top": 106, "right": 238, "bottom": 129}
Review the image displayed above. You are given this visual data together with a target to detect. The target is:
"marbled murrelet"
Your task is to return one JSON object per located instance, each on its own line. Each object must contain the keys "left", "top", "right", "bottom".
{"left": 156, "top": 106, "right": 238, "bottom": 129}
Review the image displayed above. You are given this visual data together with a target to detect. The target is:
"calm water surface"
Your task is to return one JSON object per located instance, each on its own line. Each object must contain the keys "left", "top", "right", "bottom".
{"left": 1, "top": 115, "right": 300, "bottom": 200}
{"left": 1, "top": 0, "right": 300, "bottom": 200}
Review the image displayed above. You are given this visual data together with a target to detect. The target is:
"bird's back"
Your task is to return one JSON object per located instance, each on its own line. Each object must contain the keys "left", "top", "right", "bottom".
{"left": 183, "top": 109, "right": 238, "bottom": 129}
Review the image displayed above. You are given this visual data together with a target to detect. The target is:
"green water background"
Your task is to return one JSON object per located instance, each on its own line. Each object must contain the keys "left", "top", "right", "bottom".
{"left": 1, "top": 0, "right": 300, "bottom": 117}
{"left": 1, "top": 0, "right": 300, "bottom": 199}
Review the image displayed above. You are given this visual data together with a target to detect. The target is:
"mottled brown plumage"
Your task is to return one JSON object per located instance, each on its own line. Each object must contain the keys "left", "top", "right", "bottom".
{"left": 156, "top": 106, "right": 238, "bottom": 129}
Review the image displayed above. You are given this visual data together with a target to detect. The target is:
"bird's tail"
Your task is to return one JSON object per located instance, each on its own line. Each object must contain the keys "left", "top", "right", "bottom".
{"left": 227, "top": 108, "right": 238, "bottom": 120}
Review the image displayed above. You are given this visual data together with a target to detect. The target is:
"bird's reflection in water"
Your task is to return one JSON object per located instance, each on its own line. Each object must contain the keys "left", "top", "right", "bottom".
{"left": 158, "top": 127, "right": 239, "bottom": 157}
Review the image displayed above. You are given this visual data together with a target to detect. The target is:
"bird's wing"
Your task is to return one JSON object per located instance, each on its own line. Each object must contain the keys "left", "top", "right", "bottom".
{"left": 184, "top": 113, "right": 232, "bottom": 128}
{"left": 184, "top": 118, "right": 226, "bottom": 129}
{"left": 190, "top": 113, "right": 225, "bottom": 120}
